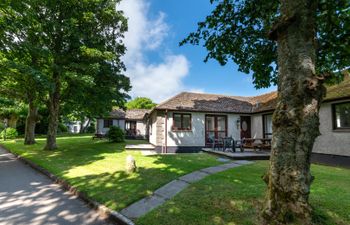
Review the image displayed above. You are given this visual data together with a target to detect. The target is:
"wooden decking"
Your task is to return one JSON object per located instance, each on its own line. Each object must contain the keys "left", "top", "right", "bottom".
{"left": 202, "top": 148, "right": 270, "bottom": 160}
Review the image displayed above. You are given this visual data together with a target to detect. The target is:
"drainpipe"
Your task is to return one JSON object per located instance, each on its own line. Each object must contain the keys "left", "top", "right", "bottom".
{"left": 164, "top": 110, "right": 168, "bottom": 154}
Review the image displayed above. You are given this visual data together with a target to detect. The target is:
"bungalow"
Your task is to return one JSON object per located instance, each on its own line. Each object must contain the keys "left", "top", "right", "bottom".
{"left": 147, "top": 76, "right": 350, "bottom": 165}
{"left": 96, "top": 109, "right": 150, "bottom": 139}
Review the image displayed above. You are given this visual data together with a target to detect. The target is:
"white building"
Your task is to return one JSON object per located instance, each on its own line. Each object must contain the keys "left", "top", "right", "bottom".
{"left": 96, "top": 109, "right": 150, "bottom": 139}
{"left": 147, "top": 76, "right": 350, "bottom": 166}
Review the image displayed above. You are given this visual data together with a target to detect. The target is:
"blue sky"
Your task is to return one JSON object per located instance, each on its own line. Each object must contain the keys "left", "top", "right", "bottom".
{"left": 119, "top": 0, "right": 276, "bottom": 102}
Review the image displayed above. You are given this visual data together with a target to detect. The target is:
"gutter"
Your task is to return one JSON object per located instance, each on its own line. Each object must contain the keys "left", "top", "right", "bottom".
{"left": 164, "top": 110, "right": 168, "bottom": 153}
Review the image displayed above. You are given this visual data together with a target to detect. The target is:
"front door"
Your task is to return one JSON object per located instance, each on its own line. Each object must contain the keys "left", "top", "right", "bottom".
{"left": 240, "top": 116, "right": 251, "bottom": 139}
{"left": 205, "top": 115, "right": 227, "bottom": 146}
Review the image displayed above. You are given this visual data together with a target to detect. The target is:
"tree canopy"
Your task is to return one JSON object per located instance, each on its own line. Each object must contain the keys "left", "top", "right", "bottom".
{"left": 0, "top": 0, "right": 131, "bottom": 148}
{"left": 181, "top": 0, "right": 350, "bottom": 88}
{"left": 126, "top": 97, "right": 157, "bottom": 109}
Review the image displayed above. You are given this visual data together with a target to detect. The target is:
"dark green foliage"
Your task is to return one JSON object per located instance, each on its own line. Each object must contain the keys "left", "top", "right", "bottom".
{"left": 0, "top": 0, "right": 131, "bottom": 149}
{"left": 107, "top": 126, "right": 125, "bottom": 143}
{"left": 86, "top": 123, "right": 96, "bottom": 134}
{"left": 126, "top": 97, "right": 157, "bottom": 109}
{"left": 181, "top": 0, "right": 350, "bottom": 88}
{"left": 0, "top": 127, "right": 18, "bottom": 139}
{"left": 57, "top": 123, "right": 68, "bottom": 134}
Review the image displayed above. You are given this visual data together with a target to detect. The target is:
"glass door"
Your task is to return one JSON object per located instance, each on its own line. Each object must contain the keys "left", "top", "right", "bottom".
{"left": 205, "top": 115, "right": 227, "bottom": 146}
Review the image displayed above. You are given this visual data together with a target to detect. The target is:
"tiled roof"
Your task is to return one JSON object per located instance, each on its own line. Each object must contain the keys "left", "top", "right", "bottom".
{"left": 324, "top": 71, "right": 350, "bottom": 101}
{"left": 155, "top": 92, "right": 277, "bottom": 113}
{"left": 108, "top": 109, "right": 126, "bottom": 118}
{"left": 125, "top": 109, "right": 150, "bottom": 120}
{"left": 155, "top": 75, "right": 350, "bottom": 114}
{"left": 106, "top": 109, "right": 150, "bottom": 120}
{"left": 156, "top": 92, "right": 253, "bottom": 113}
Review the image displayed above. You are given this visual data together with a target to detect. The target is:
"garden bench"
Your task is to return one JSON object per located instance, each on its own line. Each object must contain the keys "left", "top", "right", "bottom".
{"left": 92, "top": 133, "right": 106, "bottom": 140}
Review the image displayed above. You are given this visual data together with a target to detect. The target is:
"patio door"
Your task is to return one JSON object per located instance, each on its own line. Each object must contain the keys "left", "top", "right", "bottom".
{"left": 240, "top": 116, "right": 251, "bottom": 139}
{"left": 126, "top": 121, "right": 137, "bottom": 136}
{"left": 205, "top": 115, "right": 227, "bottom": 146}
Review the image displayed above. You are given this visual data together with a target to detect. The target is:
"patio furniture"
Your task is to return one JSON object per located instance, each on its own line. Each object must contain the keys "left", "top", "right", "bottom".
{"left": 253, "top": 138, "right": 272, "bottom": 151}
{"left": 92, "top": 133, "right": 106, "bottom": 140}
{"left": 208, "top": 137, "right": 222, "bottom": 150}
{"left": 242, "top": 138, "right": 256, "bottom": 149}
{"left": 221, "top": 137, "right": 244, "bottom": 152}
{"left": 241, "top": 138, "right": 272, "bottom": 151}
{"left": 221, "top": 137, "right": 233, "bottom": 152}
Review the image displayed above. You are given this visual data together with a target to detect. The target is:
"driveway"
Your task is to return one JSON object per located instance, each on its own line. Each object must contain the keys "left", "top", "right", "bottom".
{"left": 0, "top": 147, "right": 110, "bottom": 225}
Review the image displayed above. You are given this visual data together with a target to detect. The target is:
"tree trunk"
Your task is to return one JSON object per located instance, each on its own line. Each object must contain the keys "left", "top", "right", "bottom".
{"left": 262, "top": 0, "right": 326, "bottom": 224}
{"left": 81, "top": 118, "right": 91, "bottom": 133}
{"left": 44, "top": 72, "right": 60, "bottom": 150}
{"left": 24, "top": 101, "right": 38, "bottom": 145}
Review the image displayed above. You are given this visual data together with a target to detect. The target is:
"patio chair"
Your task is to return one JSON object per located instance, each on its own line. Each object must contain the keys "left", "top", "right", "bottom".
{"left": 208, "top": 137, "right": 222, "bottom": 151}
{"left": 222, "top": 137, "right": 233, "bottom": 152}
{"left": 233, "top": 139, "right": 244, "bottom": 152}
{"left": 223, "top": 137, "right": 244, "bottom": 152}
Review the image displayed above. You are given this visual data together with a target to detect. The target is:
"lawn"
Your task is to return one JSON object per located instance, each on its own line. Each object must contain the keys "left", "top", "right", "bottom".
{"left": 138, "top": 161, "right": 350, "bottom": 225}
{"left": 1, "top": 135, "right": 222, "bottom": 210}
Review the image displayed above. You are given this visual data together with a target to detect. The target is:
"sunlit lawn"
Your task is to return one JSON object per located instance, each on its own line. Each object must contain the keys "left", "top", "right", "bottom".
{"left": 1, "top": 135, "right": 222, "bottom": 210}
{"left": 138, "top": 161, "right": 350, "bottom": 225}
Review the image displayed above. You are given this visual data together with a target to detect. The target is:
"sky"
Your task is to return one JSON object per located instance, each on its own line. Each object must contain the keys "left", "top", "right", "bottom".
{"left": 118, "top": 0, "right": 276, "bottom": 103}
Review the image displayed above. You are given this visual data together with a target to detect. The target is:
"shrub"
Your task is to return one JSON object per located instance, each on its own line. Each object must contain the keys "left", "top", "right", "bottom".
{"left": 0, "top": 127, "right": 18, "bottom": 139}
{"left": 107, "top": 126, "right": 124, "bottom": 142}
{"left": 58, "top": 123, "right": 68, "bottom": 133}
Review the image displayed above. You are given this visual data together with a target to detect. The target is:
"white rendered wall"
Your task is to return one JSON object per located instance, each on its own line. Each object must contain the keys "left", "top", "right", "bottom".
{"left": 313, "top": 101, "right": 350, "bottom": 157}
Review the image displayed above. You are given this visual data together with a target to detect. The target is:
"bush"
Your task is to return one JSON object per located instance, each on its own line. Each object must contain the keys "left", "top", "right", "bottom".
{"left": 0, "top": 127, "right": 18, "bottom": 139}
{"left": 58, "top": 123, "right": 68, "bottom": 133}
{"left": 107, "top": 126, "right": 124, "bottom": 142}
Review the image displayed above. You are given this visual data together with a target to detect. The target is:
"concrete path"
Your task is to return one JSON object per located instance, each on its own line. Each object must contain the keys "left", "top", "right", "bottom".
{"left": 120, "top": 160, "right": 254, "bottom": 220}
{"left": 0, "top": 147, "right": 110, "bottom": 225}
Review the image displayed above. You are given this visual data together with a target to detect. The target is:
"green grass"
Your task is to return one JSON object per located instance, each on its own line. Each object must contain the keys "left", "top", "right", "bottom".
{"left": 137, "top": 161, "right": 350, "bottom": 225}
{"left": 1, "top": 135, "right": 222, "bottom": 210}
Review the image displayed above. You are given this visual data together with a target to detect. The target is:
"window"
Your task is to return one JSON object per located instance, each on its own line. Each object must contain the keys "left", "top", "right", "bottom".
{"left": 263, "top": 114, "right": 273, "bottom": 138}
{"left": 333, "top": 102, "right": 350, "bottom": 130}
{"left": 103, "top": 119, "right": 113, "bottom": 128}
{"left": 172, "top": 113, "right": 192, "bottom": 131}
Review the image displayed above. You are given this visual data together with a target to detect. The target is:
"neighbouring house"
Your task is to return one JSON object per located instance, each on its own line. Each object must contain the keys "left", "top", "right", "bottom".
{"left": 96, "top": 109, "right": 150, "bottom": 139}
{"left": 66, "top": 120, "right": 90, "bottom": 134}
{"left": 147, "top": 75, "right": 350, "bottom": 165}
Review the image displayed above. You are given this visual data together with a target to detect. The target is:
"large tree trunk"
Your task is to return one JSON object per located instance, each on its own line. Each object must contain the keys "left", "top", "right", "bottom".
{"left": 24, "top": 100, "right": 38, "bottom": 145}
{"left": 262, "top": 0, "right": 326, "bottom": 224}
{"left": 44, "top": 72, "right": 60, "bottom": 150}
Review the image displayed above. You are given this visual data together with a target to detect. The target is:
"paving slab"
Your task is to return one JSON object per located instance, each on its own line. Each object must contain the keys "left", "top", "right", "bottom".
{"left": 178, "top": 171, "right": 209, "bottom": 183}
{"left": 153, "top": 180, "right": 189, "bottom": 200}
{"left": 120, "top": 160, "right": 255, "bottom": 220}
{"left": 234, "top": 160, "right": 255, "bottom": 165}
{"left": 200, "top": 165, "right": 230, "bottom": 174}
{"left": 220, "top": 162, "right": 242, "bottom": 169}
{"left": 120, "top": 195, "right": 165, "bottom": 219}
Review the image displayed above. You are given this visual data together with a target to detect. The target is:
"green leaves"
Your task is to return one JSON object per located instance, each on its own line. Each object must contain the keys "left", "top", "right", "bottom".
{"left": 126, "top": 97, "right": 157, "bottom": 109}
{"left": 181, "top": 0, "right": 350, "bottom": 88}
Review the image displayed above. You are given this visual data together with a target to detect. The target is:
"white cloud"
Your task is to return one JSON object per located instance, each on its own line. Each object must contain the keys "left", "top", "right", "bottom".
{"left": 118, "top": 0, "right": 196, "bottom": 102}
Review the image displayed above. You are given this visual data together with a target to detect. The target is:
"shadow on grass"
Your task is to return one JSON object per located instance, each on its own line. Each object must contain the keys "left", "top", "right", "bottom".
{"left": 2, "top": 136, "right": 221, "bottom": 211}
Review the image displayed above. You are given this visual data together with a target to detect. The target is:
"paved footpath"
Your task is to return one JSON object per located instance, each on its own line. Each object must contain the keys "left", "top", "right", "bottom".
{"left": 0, "top": 147, "right": 110, "bottom": 225}
{"left": 120, "top": 160, "right": 254, "bottom": 220}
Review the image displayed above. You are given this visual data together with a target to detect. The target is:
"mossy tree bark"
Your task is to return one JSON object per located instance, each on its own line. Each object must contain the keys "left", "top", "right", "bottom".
{"left": 24, "top": 99, "right": 38, "bottom": 145}
{"left": 262, "top": 0, "right": 326, "bottom": 224}
{"left": 44, "top": 70, "right": 60, "bottom": 150}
